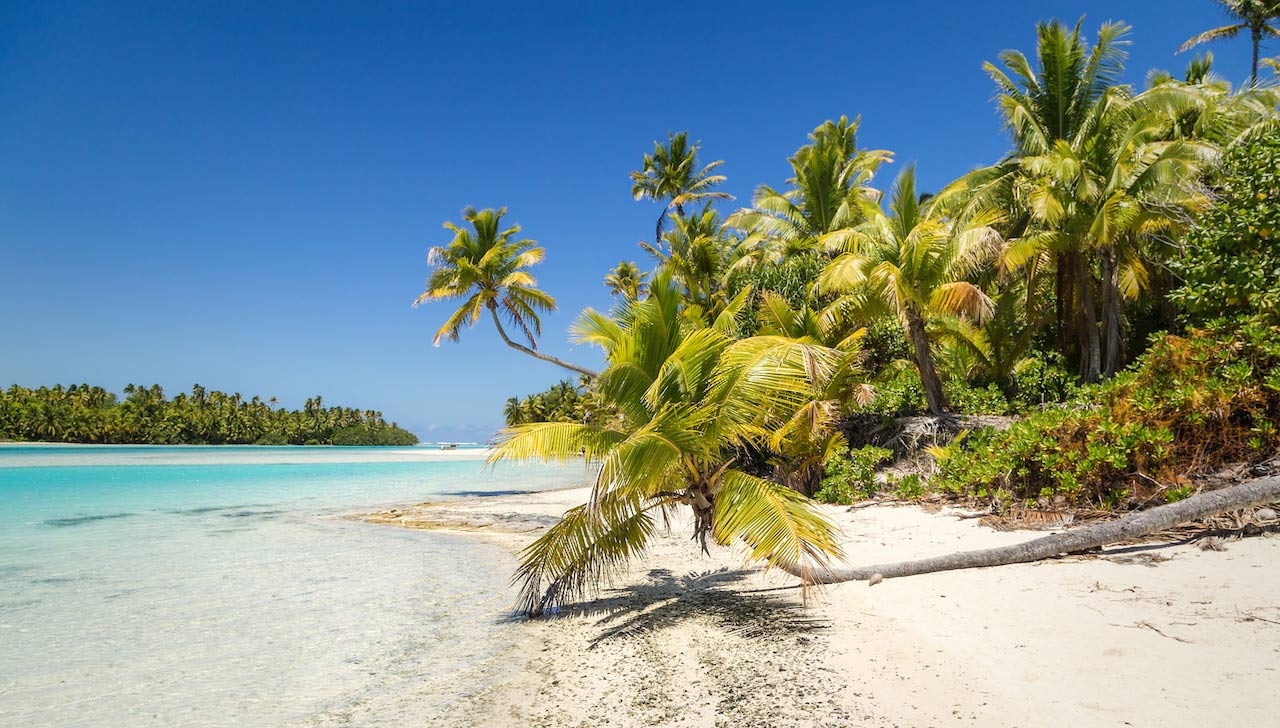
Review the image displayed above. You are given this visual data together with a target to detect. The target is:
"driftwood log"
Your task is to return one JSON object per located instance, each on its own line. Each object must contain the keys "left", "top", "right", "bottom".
{"left": 790, "top": 475, "right": 1280, "bottom": 584}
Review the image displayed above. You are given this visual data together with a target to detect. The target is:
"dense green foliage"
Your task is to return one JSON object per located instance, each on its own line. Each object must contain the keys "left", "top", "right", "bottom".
{"left": 1169, "top": 134, "right": 1280, "bottom": 324}
{"left": 0, "top": 384, "right": 418, "bottom": 446}
{"left": 935, "top": 322, "right": 1280, "bottom": 508}
{"left": 502, "top": 380, "right": 598, "bottom": 427}
{"left": 814, "top": 446, "right": 894, "bottom": 504}
{"left": 415, "top": 14, "right": 1280, "bottom": 610}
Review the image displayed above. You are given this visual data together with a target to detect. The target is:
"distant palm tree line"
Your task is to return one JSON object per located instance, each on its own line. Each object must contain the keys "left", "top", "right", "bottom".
{"left": 0, "top": 383, "right": 418, "bottom": 446}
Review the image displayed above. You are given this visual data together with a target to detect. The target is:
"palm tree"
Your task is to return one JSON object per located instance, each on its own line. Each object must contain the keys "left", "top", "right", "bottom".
{"left": 754, "top": 292, "right": 875, "bottom": 494}
{"left": 489, "top": 273, "right": 853, "bottom": 615}
{"left": 630, "top": 132, "right": 733, "bottom": 247}
{"left": 416, "top": 206, "right": 598, "bottom": 378}
{"left": 819, "top": 166, "right": 1003, "bottom": 415}
{"left": 643, "top": 203, "right": 734, "bottom": 316}
{"left": 603, "top": 261, "right": 648, "bottom": 302}
{"left": 725, "top": 117, "right": 892, "bottom": 269}
{"left": 502, "top": 397, "right": 525, "bottom": 426}
{"left": 1179, "top": 0, "right": 1280, "bottom": 84}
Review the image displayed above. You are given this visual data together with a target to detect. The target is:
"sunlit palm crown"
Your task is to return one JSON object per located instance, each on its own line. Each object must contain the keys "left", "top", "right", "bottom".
{"left": 1178, "top": 0, "right": 1280, "bottom": 80}
{"left": 488, "top": 274, "right": 858, "bottom": 615}
{"left": 629, "top": 131, "right": 732, "bottom": 211}
{"left": 603, "top": 260, "right": 648, "bottom": 302}
{"left": 643, "top": 203, "right": 735, "bottom": 313}
{"left": 819, "top": 165, "right": 1002, "bottom": 325}
{"left": 415, "top": 206, "right": 556, "bottom": 347}
{"left": 726, "top": 116, "right": 893, "bottom": 267}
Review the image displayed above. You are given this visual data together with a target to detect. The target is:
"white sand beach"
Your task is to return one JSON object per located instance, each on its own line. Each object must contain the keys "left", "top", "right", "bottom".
{"left": 365, "top": 487, "right": 1280, "bottom": 727}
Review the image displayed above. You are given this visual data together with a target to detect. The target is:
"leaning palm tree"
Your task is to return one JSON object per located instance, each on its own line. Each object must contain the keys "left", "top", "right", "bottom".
{"left": 603, "top": 261, "right": 648, "bottom": 302}
{"left": 630, "top": 132, "right": 733, "bottom": 247}
{"left": 489, "top": 274, "right": 853, "bottom": 616}
{"left": 416, "top": 207, "right": 597, "bottom": 378}
{"left": 819, "top": 166, "right": 1003, "bottom": 415}
{"left": 1179, "top": 0, "right": 1280, "bottom": 84}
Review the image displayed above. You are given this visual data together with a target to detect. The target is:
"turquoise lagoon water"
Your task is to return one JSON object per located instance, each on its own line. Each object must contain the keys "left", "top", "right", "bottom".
{"left": 0, "top": 445, "right": 590, "bottom": 727}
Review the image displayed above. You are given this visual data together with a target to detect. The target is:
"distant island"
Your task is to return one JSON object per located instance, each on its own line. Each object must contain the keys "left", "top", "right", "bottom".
{"left": 0, "top": 384, "right": 418, "bottom": 446}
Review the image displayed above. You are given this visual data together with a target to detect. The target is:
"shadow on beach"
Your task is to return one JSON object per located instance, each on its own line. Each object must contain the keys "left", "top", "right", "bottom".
{"left": 523, "top": 567, "right": 830, "bottom": 646}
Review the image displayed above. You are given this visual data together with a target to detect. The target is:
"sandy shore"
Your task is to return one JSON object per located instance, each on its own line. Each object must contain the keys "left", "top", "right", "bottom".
{"left": 363, "top": 488, "right": 1280, "bottom": 727}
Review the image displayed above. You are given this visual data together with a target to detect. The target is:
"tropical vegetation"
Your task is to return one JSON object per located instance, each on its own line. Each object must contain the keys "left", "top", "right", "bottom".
{"left": 416, "top": 14, "right": 1280, "bottom": 614}
{"left": 0, "top": 384, "right": 418, "bottom": 446}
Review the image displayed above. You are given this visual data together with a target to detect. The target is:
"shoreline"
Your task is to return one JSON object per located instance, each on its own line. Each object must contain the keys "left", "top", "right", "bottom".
{"left": 360, "top": 488, "right": 1280, "bottom": 727}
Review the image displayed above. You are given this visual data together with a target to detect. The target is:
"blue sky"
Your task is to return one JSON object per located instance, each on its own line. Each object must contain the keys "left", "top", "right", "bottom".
{"left": 0, "top": 1, "right": 1267, "bottom": 441}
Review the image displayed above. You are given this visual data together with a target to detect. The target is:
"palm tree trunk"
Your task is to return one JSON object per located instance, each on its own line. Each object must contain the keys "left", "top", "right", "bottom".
{"left": 905, "top": 307, "right": 948, "bottom": 416}
{"left": 1251, "top": 26, "right": 1261, "bottom": 85}
{"left": 1074, "top": 252, "right": 1102, "bottom": 383}
{"left": 486, "top": 305, "right": 599, "bottom": 379}
{"left": 1055, "top": 253, "right": 1076, "bottom": 366}
{"left": 1099, "top": 246, "right": 1125, "bottom": 378}
{"left": 785, "top": 475, "right": 1280, "bottom": 584}
{"left": 655, "top": 208, "right": 668, "bottom": 251}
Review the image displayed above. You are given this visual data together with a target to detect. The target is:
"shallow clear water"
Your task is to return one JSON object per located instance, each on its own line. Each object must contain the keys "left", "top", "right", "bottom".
{"left": 0, "top": 445, "right": 589, "bottom": 727}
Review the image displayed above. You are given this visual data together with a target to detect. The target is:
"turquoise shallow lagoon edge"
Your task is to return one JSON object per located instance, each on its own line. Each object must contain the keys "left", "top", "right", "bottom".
{"left": 0, "top": 445, "right": 587, "bottom": 726}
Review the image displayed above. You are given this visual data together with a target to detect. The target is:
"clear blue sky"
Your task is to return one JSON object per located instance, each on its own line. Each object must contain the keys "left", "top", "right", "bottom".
{"left": 0, "top": 1, "right": 1265, "bottom": 441}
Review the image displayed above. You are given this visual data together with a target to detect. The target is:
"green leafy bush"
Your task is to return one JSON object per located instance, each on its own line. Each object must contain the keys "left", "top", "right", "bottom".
{"left": 1008, "top": 354, "right": 1079, "bottom": 410}
{"left": 890, "top": 473, "right": 925, "bottom": 500}
{"left": 1169, "top": 135, "right": 1280, "bottom": 324}
{"left": 935, "top": 323, "right": 1280, "bottom": 508}
{"left": 815, "top": 445, "right": 894, "bottom": 504}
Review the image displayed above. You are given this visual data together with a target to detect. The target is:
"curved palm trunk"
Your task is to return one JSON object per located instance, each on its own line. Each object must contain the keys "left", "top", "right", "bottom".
{"left": 654, "top": 208, "right": 668, "bottom": 251}
{"left": 784, "top": 476, "right": 1280, "bottom": 584}
{"left": 1073, "top": 252, "right": 1102, "bottom": 383}
{"left": 1099, "top": 246, "right": 1126, "bottom": 378}
{"left": 486, "top": 305, "right": 599, "bottom": 379}
{"left": 905, "top": 307, "right": 948, "bottom": 416}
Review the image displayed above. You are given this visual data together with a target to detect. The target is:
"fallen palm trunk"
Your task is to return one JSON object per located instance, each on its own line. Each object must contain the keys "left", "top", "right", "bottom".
{"left": 788, "top": 475, "right": 1280, "bottom": 584}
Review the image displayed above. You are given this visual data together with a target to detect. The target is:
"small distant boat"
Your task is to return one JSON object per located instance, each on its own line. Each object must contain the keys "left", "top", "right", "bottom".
{"left": 439, "top": 443, "right": 459, "bottom": 450}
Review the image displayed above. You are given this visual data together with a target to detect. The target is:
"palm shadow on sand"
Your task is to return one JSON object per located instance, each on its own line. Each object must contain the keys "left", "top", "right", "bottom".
{"left": 535, "top": 567, "right": 830, "bottom": 646}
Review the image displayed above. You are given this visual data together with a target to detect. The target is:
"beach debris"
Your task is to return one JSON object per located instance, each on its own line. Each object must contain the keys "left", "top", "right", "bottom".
{"left": 868, "top": 573, "right": 884, "bottom": 586}
{"left": 1197, "top": 536, "right": 1228, "bottom": 551}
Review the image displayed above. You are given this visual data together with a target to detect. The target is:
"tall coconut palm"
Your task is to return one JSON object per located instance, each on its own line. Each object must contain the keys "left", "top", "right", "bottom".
{"left": 1179, "top": 0, "right": 1280, "bottom": 84}
{"left": 819, "top": 166, "right": 1003, "bottom": 415}
{"left": 603, "top": 261, "right": 648, "bottom": 302}
{"left": 725, "top": 117, "right": 893, "bottom": 269}
{"left": 630, "top": 132, "right": 733, "bottom": 247}
{"left": 416, "top": 206, "right": 598, "bottom": 378}
{"left": 489, "top": 273, "right": 854, "bottom": 615}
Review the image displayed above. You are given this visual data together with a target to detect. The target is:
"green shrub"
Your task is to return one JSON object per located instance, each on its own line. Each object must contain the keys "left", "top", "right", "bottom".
{"left": 1009, "top": 354, "right": 1078, "bottom": 409}
{"left": 890, "top": 473, "right": 925, "bottom": 500}
{"left": 859, "top": 366, "right": 1013, "bottom": 416}
{"left": 947, "top": 381, "right": 1011, "bottom": 416}
{"left": 815, "top": 445, "right": 894, "bottom": 504}
{"left": 935, "top": 323, "right": 1280, "bottom": 509}
{"left": 253, "top": 432, "right": 289, "bottom": 445}
{"left": 1169, "top": 134, "right": 1280, "bottom": 325}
